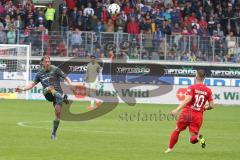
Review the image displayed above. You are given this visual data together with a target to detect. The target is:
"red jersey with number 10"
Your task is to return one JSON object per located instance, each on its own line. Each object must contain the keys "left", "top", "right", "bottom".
{"left": 184, "top": 83, "right": 213, "bottom": 113}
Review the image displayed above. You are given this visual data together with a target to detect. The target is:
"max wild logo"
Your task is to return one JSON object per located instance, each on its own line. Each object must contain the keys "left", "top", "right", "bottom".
{"left": 57, "top": 57, "right": 174, "bottom": 121}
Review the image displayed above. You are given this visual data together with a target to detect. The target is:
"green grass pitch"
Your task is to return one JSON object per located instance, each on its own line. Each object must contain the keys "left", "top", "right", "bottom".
{"left": 0, "top": 99, "right": 240, "bottom": 160}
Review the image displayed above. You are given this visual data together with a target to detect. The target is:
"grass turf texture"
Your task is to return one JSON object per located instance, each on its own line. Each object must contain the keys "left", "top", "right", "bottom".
{"left": 0, "top": 99, "right": 240, "bottom": 160}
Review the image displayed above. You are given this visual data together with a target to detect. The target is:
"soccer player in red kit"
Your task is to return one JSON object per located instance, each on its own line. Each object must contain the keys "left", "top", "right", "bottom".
{"left": 165, "top": 70, "right": 214, "bottom": 153}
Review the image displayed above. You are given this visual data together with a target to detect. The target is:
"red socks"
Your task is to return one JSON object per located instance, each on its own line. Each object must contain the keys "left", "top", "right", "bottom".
{"left": 190, "top": 135, "right": 199, "bottom": 144}
{"left": 168, "top": 129, "right": 180, "bottom": 149}
{"left": 168, "top": 130, "right": 199, "bottom": 149}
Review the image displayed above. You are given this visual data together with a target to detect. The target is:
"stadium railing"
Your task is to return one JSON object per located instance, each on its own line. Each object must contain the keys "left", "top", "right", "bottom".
{"left": 2, "top": 30, "right": 240, "bottom": 62}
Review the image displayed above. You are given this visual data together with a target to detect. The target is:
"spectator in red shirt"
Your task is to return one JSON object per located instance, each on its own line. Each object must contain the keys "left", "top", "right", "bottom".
{"left": 127, "top": 17, "right": 139, "bottom": 34}
{"left": 123, "top": 2, "right": 132, "bottom": 15}
{"left": 101, "top": 6, "right": 109, "bottom": 23}
{"left": 188, "top": 12, "right": 198, "bottom": 25}
{"left": 0, "top": 1, "right": 5, "bottom": 15}
{"left": 198, "top": 16, "right": 208, "bottom": 29}
{"left": 66, "top": 0, "right": 76, "bottom": 11}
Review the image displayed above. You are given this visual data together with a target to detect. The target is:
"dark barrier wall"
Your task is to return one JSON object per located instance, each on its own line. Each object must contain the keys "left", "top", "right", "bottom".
{"left": 29, "top": 60, "right": 240, "bottom": 78}
{"left": 1, "top": 59, "right": 240, "bottom": 81}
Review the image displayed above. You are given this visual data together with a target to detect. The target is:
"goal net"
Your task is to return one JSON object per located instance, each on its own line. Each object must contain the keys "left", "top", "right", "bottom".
{"left": 0, "top": 44, "right": 30, "bottom": 99}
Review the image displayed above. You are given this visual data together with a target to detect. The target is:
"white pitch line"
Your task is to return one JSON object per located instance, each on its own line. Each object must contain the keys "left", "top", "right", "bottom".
{"left": 17, "top": 121, "right": 52, "bottom": 130}
{"left": 17, "top": 121, "right": 128, "bottom": 135}
{"left": 18, "top": 121, "right": 194, "bottom": 136}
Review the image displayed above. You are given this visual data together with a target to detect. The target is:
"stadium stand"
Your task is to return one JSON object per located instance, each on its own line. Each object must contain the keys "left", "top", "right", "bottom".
{"left": 0, "top": 0, "right": 240, "bottom": 62}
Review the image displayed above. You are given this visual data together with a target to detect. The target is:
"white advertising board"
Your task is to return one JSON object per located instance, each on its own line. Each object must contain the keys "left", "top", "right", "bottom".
{"left": 0, "top": 80, "right": 239, "bottom": 105}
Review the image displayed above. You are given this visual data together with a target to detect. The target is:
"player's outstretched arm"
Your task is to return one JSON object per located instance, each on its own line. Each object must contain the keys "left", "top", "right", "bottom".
{"left": 64, "top": 77, "right": 72, "bottom": 85}
{"left": 16, "top": 82, "right": 36, "bottom": 92}
{"left": 64, "top": 76, "right": 76, "bottom": 91}
{"left": 170, "top": 95, "right": 192, "bottom": 116}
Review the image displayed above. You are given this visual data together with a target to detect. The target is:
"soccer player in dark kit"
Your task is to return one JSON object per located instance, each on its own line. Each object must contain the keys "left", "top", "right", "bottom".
{"left": 16, "top": 55, "right": 73, "bottom": 140}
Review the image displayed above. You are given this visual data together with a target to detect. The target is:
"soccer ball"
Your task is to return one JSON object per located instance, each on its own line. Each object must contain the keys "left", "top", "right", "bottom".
{"left": 107, "top": 3, "right": 121, "bottom": 15}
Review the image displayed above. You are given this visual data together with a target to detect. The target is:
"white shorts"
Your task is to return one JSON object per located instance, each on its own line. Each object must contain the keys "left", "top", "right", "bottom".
{"left": 86, "top": 80, "right": 98, "bottom": 97}
{"left": 86, "top": 80, "right": 98, "bottom": 90}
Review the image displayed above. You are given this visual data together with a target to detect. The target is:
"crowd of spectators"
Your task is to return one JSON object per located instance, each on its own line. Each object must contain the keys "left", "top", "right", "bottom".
{"left": 0, "top": 0, "right": 240, "bottom": 62}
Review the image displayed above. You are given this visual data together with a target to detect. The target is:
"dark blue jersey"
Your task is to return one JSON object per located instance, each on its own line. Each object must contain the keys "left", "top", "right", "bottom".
{"left": 33, "top": 65, "right": 66, "bottom": 94}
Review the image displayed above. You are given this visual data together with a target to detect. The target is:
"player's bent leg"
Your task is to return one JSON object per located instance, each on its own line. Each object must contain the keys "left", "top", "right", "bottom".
{"left": 189, "top": 116, "right": 205, "bottom": 148}
{"left": 189, "top": 132, "right": 199, "bottom": 144}
{"left": 49, "top": 87, "right": 69, "bottom": 105}
{"left": 44, "top": 92, "right": 55, "bottom": 102}
{"left": 189, "top": 132, "right": 206, "bottom": 148}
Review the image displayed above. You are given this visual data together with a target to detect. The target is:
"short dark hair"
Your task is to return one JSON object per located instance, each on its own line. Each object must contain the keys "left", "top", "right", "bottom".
{"left": 90, "top": 55, "right": 96, "bottom": 58}
{"left": 197, "top": 70, "right": 206, "bottom": 81}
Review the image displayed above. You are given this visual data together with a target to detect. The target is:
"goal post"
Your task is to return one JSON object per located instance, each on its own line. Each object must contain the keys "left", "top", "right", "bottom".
{"left": 0, "top": 44, "right": 31, "bottom": 100}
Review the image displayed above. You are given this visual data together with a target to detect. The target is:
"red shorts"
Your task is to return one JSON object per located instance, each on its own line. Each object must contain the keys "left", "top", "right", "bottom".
{"left": 177, "top": 110, "right": 203, "bottom": 134}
